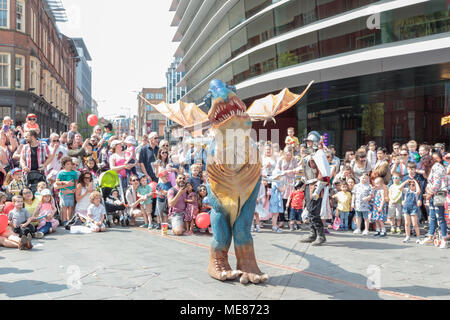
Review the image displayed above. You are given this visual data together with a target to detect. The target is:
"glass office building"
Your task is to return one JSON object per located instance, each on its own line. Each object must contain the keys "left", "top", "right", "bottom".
{"left": 171, "top": 0, "right": 450, "bottom": 154}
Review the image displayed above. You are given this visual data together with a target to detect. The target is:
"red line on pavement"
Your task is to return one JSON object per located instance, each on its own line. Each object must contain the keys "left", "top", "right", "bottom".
{"left": 136, "top": 228, "right": 431, "bottom": 301}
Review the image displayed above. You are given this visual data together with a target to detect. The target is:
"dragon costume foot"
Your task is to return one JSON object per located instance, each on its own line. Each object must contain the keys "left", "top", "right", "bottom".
{"left": 208, "top": 248, "right": 242, "bottom": 281}
{"left": 235, "top": 243, "right": 269, "bottom": 285}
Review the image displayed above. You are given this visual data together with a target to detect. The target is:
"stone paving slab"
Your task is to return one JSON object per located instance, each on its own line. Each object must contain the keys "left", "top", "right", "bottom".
{"left": 0, "top": 224, "right": 449, "bottom": 300}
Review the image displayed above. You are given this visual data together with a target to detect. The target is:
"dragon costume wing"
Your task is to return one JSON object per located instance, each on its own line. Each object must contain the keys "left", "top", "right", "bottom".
{"left": 246, "top": 80, "right": 314, "bottom": 126}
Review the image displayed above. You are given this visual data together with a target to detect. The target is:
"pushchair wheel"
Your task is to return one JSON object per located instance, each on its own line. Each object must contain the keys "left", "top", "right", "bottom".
{"left": 126, "top": 218, "right": 130, "bottom": 226}
{"left": 106, "top": 220, "right": 112, "bottom": 228}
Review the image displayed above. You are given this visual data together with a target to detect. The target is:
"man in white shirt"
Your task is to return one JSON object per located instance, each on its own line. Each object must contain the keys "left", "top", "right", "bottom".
{"left": 46, "top": 133, "right": 68, "bottom": 184}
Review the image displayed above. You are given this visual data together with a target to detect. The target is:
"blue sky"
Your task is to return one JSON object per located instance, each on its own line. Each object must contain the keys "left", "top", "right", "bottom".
{"left": 58, "top": 0, "right": 178, "bottom": 118}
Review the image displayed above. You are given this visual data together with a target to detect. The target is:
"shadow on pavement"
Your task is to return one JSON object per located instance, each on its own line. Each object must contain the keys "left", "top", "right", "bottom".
{"left": 0, "top": 267, "right": 33, "bottom": 275}
{"left": 270, "top": 244, "right": 445, "bottom": 300}
{"left": 0, "top": 279, "right": 67, "bottom": 298}
{"left": 323, "top": 241, "right": 410, "bottom": 250}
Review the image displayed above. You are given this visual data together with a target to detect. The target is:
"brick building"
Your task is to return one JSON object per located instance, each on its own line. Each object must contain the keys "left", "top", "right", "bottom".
{"left": 0, "top": 0, "right": 77, "bottom": 136}
{"left": 137, "top": 88, "right": 166, "bottom": 141}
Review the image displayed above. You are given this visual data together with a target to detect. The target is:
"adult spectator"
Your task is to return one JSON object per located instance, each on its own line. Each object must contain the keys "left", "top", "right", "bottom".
{"left": 167, "top": 174, "right": 188, "bottom": 236}
{"left": 67, "top": 122, "right": 79, "bottom": 142}
{"left": 23, "top": 114, "right": 40, "bottom": 135}
{"left": 392, "top": 142, "right": 401, "bottom": 155}
{"left": 391, "top": 150, "right": 409, "bottom": 178}
{"left": 329, "top": 145, "right": 340, "bottom": 172}
{"left": 46, "top": 133, "right": 68, "bottom": 184}
{"left": 185, "top": 142, "right": 207, "bottom": 172}
{"left": 100, "top": 123, "right": 114, "bottom": 149}
{"left": 110, "top": 140, "right": 134, "bottom": 190}
{"left": 0, "top": 131, "right": 15, "bottom": 180}
{"left": 261, "top": 142, "right": 276, "bottom": 178}
{"left": 422, "top": 151, "right": 448, "bottom": 248}
{"left": 135, "top": 134, "right": 148, "bottom": 176}
{"left": 72, "top": 133, "right": 83, "bottom": 149}
{"left": 154, "top": 148, "right": 169, "bottom": 179}
{"left": 19, "top": 130, "right": 55, "bottom": 175}
{"left": 351, "top": 151, "right": 371, "bottom": 183}
{"left": 125, "top": 174, "right": 146, "bottom": 226}
{"left": 276, "top": 146, "right": 298, "bottom": 228}
{"left": 68, "top": 138, "right": 94, "bottom": 167}
{"left": 93, "top": 125, "right": 102, "bottom": 139}
{"left": 74, "top": 170, "right": 95, "bottom": 218}
{"left": 371, "top": 147, "right": 391, "bottom": 185}
{"left": 139, "top": 132, "right": 159, "bottom": 182}
{"left": 60, "top": 132, "right": 68, "bottom": 148}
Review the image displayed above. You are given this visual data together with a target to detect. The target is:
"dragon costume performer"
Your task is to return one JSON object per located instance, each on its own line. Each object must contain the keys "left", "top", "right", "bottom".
{"left": 145, "top": 79, "right": 313, "bottom": 284}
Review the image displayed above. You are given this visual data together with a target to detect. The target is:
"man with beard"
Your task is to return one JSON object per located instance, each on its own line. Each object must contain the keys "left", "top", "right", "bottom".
{"left": 46, "top": 133, "right": 68, "bottom": 184}
{"left": 20, "top": 130, "right": 56, "bottom": 175}
{"left": 167, "top": 174, "right": 188, "bottom": 236}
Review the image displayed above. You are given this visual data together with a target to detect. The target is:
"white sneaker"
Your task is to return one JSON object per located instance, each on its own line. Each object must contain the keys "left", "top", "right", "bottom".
{"left": 353, "top": 229, "right": 362, "bottom": 234}
{"left": 250, "top": 225, "right": 255, "bottom": 233}
{"left": 255, "top": 225, "right": 261, "bottom": 233}
{"left": 439, "top": 241, "right": 447, "bottom": 249}
{"left": 362, "top": 230, "right": 369, "bottom": 235}
{"left": 416, "top": 238, "right": 422, "bottom": 244}
{"left": 403, "top": 236, "right": 410, "bottom": 243}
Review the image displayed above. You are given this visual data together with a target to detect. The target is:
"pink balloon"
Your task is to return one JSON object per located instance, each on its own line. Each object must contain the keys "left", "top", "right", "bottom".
{"left": 195, "top": 213, "right": 210, "bottom": 229}
{"left": 87, "top": 114, "right": 98, "bottom": 127}
{"left": 0, "top": 214, "right": 8, "bottom": 234}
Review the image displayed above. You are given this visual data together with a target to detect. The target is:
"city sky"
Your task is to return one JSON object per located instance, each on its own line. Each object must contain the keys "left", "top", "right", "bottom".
{"left": 58, "top": 0, "right": 178, "bottom": 118}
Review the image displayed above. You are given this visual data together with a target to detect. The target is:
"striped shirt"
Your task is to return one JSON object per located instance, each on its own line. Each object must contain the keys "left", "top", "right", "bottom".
{"left": 20, "top": 141, "right": 50, "bottom": 170}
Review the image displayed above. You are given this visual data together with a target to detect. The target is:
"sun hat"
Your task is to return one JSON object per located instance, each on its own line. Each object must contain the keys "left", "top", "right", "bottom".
{"left": 125, "top": 136, "right": 136, "bottom": 145}
{"left": 110, "top": 140, "right": 122, "bottom": 148}
{"left": 158, "top": 170, "right": 169, "bottom": 178}
{"left": 27, "top": 113, "right": 37, "bottom": 119}
{"left": 41, "top": 189, "right": 52, "bottom": 197}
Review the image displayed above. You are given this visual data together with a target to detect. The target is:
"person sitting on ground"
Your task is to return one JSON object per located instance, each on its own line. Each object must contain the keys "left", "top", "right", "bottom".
{"left": 87, "top": 191, "right": 107, "bottom": 232}
{"left": 125, "top": 174, "right": 146, "bottom": 226}
{"left": 33, "top": 189, "right": 58, "bottom": 235}
{"left": 8, "top": 195, "right": 43, "bottom": 239}
{"left": 0, "top": 192, "right": 31, "bottom": 250}
{"left": 167, "top": 174, "right": 188, "bottom": 236}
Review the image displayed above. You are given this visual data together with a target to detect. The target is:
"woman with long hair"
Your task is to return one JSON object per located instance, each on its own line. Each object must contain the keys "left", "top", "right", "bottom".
{"left": 154, "top": 148, "right": 169, "bottom": 180}
{"left": 351, "top": 151, "right": 371, "bottom": 184}
{"left": 276, "top": 146, "right": 298, "bottom": 229}
{"left": 109, "top": 140, "right": 135, "bottom": 191}
{"left": 75, "top": 170, "right": 95, "bottom": 218}
{"left": 422, "top": 151, "right": 448, "bottom": 248}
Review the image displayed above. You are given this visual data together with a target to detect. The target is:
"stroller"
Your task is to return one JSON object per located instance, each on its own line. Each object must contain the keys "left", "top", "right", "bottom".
{"left": 99, "top": 170, "right": 128, "bottom": 227}
{"left": 26, "top": 170, "right": 46, "bottom": 194}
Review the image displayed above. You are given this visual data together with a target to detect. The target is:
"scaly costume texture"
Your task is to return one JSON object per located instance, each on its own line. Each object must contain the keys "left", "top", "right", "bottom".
{"left": 146, "top": 79, "right": 313, "bottom": 284}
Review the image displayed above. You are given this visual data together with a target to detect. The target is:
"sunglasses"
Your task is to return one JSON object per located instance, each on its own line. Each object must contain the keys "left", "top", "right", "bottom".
{"left": 29, "top": 118, "right": 37, "bottom": 121}
{"left": 393, "top": 177, "right": 400, "bottom": 180}
{"left": 23, "top": 191, "right": 32, "bottom": 195}
{"left": 52, "top": 140, "right": 59, "bottom": 143}
{"left": 401, "top": 154, "right": 408, "bottom": 156}
{"left": 131, "top": 179, "right": 138, "bottom": 182}
{"left": 162, "top": 152, "right": 168, "bottom": 155}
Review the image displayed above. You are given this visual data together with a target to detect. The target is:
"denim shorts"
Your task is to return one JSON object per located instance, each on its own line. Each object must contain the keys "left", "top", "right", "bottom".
{"left": 156, "top": 200, "right": 168, "bottom": 217}
{"left": 355, "top": 211, "right": 369, "bottom": 219}
{"left": 170, "top": 213, "right": 185, "bottom": 229}
{"left": 289, "top": 208, "right": 303, "bottom": 221}
{"left": 403, "top": 207, "right": 418, "bottom": 216}
{"left": 60, "top": 193, "right": 75, "bottom": 208}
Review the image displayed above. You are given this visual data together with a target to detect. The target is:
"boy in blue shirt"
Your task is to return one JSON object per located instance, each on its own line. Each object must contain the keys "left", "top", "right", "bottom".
{"left": 55, "top": 156, "right": 78, "bottom": 226}
{"left": 153, "top": 170, "right": 172, "bottom": 230}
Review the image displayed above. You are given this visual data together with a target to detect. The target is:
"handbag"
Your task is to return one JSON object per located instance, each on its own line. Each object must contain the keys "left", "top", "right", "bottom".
{"left": 434, "top": 190, "right": 448, "bottom": 207}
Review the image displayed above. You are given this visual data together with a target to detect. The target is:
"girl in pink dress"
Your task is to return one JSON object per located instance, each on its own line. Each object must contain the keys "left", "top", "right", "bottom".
{"left": 33, "top": 189, "right": 59, "bottom": 235}
{"left": 184, "top": 183, "right": 198, "bottom": 235}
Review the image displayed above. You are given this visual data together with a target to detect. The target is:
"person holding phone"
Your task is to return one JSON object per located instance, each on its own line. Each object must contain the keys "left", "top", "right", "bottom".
{"left": 167, "top": 174, "right": 188, "bottom": 236}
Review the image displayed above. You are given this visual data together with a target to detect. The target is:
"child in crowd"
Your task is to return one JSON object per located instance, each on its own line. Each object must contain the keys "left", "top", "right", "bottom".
{"left": 87, "top": 191, "right": 106, "bottom": 232}
{"left": 388, "top": 172, "right": 403, "bottom": 234}
{"left": 367, "top": 141, "right": 377, "bottom": 169}
{"left": 7, "top": 168, "right": 25, "bottom": 197}
{"left": 8, "top": 195, "right": 44, "bottom": 239}
{"left": 86, "top": 157, "right": 100, "bottom": 179}
{"left": 33, "top": 189, "right": 58, "bottom": 235}
{"left": 154, "top": 170, "right": 172, "bottom": 230}
{"left": 23, "top": 114, "right": 40, "bottom": 134}
{"left": 407, "top": 140, "right": 419, "bottom": 163}
{"left": 183, "top": 182, "right": 198, "bottom": 235}
{"left": 269, "top": 176, "right": 284, "bottom": 233}
{"left": 34, "top": 181, "right": 47, "bottom": 201}
{"left": 253, "top": 180, "right": 270, "bottom": 232}
{"left": 285, "top": 127, "right": 299, "bottom": 149}
{"left": 352, "top": 173, "right": 372, "bottom": 235}
{"left": 402, "top": 179, "right": 422, "bottom": 243}
{"left": 136, "top": 174, "right": 152, "bottom": 228}
{"left": 197, "top": 185, "right": 212, "bottom": 233}
{"left": 124, "top": 136, "right": 137, "bottom": 177}
{"left": 333, "top": 182, "right": 352, "bottom": 231}
{"left": 371, "top": 177, "right": 387, "bottom": 237}
{"left": 55, "top": 157, "right": 78, "bottom": 226}
{"left": 105, "top": 189, "right": 126, "bottom": 225}
{"left": 286, "top": 181, "right": 305, "bottom": 231}
{"left": 188, "top": 164, "right": 203, "bottom": 192}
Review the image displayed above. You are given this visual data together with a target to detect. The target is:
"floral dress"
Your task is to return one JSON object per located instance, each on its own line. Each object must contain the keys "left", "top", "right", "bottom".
{"left": 184, "top": 192, "right": 199, "bottom": 222}
{"left": 370, "top": 189, "right": 386, "bottom": 222}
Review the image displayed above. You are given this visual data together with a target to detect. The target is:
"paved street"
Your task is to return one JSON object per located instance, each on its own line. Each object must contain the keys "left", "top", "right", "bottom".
{"left": 0, "top": 223, "right": 449, "bottom": 300}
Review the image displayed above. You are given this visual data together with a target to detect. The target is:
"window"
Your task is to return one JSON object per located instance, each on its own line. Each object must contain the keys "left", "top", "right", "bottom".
{"left": 0, "top": 53, "right": 10, "bottom": 88}
{"left": 0, "top": 0, "right": 8, "bottom": 29}
{"left": 15, "top": 55, "right": 25, "bottom": 90}
{"left": 145, "top": 93, "right": 154, "bottom": 99}
{"left": 30, "top": 9, "right": 36, "bottom": 40}
{"left": 49, "top": 78, "right": 54, "bottom": 103}
{"left": 156, "top": 93, "right": 164, "bottom": 100}
{"left": 30, "top": 58, "right": 40, "bottom": 95}
{"left": 16, "top": 0, "right": 25, "bottom": 32}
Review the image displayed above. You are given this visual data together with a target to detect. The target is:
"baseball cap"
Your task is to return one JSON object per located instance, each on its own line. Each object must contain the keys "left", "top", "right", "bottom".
{"left": 27, "top": 113, "right": 37, "bottom": 119}
{"left": 11, "top": 168, "right": 22, "bottom": 175}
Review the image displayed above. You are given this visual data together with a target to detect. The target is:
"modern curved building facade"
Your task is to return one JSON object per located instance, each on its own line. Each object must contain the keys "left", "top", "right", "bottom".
{"left": 170, "top": 0, "right": 450, "bottom": 154}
